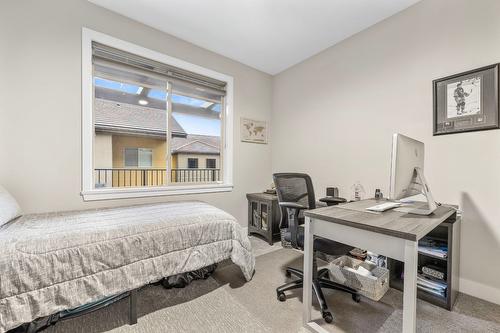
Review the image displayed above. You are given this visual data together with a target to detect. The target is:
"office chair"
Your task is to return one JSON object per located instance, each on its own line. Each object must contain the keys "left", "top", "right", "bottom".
{"left": 273, "top": 173, "right": 360, "bottom": 323}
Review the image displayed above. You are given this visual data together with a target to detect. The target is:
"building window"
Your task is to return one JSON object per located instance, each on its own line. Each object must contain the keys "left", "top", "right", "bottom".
{"left": 82, "top": 29, "right": 233, "bottom": 200}
{"left": 206, "top": 158, "right": 216, "bottom": 169}
{"left": 124, "top": 148, "right": 153, "bottom": 168}
{"left": 188, "top": 158, "right": 199, "bottom": 169}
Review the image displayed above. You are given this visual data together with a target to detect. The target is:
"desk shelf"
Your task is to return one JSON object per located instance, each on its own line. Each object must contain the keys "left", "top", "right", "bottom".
{"left": 388, "top": 216, "right": 461, "bottom": 311}
{"left": 418, "top": 251, "right": 448, "bottom": 261}
{"left": 389, "top": 277, "right": 448, "bottom": 307}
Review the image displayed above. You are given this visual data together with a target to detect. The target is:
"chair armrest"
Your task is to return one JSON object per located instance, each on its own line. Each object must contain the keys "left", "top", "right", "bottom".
{"left": 279, "top": 202, "right": 308, "bottom": 210}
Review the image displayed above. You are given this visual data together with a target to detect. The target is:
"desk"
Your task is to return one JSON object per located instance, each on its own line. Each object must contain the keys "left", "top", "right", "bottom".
{"left": 302, "top": 199, "right": 456, "bottom": 333}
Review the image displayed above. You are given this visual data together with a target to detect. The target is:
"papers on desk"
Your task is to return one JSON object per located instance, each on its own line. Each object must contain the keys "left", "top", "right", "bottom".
{"left": 417, "top": 274, "right": 447, "bottom": 297}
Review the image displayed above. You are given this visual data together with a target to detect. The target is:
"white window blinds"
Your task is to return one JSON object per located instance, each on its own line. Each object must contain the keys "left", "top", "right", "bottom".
{"left": 92, "top": 42, "right": 227, "bottom": 97}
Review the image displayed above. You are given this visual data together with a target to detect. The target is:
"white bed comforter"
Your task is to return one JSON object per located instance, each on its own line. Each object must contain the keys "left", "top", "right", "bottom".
{"left": 0, "top": 201, "right": 254, "bottom": 332}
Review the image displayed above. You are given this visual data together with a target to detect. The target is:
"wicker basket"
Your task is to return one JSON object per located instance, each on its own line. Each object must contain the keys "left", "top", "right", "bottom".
{"left": 328, "top": 255, "right": 389, "bottom": 301}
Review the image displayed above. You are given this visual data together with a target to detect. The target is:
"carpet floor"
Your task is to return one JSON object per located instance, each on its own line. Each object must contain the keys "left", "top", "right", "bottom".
{"left": 44, "top": 238, "right": 500, "bottom": 333}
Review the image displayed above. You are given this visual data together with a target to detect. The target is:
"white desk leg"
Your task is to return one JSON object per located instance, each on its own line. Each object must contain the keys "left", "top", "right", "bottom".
{"left": 403, "top": 240, "right": 418, "bottom": 333}
{"left": 303, "top": 216, "right": 314, "bottom": 326}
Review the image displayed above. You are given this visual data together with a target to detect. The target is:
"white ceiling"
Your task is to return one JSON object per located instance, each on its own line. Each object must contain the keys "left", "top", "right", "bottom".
{"left": 89, "top": 0, "right": 421, "bottom": 75}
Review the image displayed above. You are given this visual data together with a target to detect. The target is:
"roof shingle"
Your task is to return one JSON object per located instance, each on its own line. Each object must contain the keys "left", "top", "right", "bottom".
{"left": 171, "top": 134, "right": 220, "bottom": 154}
{"left": 94, "top": 99, "right": 186, "bottom": 136}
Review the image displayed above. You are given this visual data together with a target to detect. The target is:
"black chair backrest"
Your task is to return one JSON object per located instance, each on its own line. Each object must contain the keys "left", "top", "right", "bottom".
{"left": 273, "top": 173, "right": 316, "bottom": 229}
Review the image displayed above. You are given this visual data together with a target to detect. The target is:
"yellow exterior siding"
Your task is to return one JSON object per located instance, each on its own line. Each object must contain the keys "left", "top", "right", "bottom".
{"left": 171, "top": 154, "right": 178, "bottom": 170}
{"left": 110, "top": 135, "right": 167, "bottom": 187}
{"left": 112, "top": 135, "right": 167, "bottom": 168}
{"left": 94, "top": 133, "right": 221, "bottom": 187}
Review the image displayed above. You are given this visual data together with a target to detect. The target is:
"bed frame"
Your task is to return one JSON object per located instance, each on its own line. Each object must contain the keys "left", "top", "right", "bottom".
{"left": 9, "top": 264, "right": 217, "bottom": 333}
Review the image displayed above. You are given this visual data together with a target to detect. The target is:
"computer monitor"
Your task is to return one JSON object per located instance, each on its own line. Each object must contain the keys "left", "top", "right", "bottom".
{"left": 389, "top": 133, "right": 437, "bottom": 215}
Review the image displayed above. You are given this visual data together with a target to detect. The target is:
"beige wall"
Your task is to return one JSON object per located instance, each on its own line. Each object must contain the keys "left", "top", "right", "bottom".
{"left": 94, "top": 134, "right": 112, "bottom": 169}
{"left": 272, "top": 0, "right": 500, "bottom": 303}
{"left": 176, "top": 154, "right": 220, "bottom": 169}
{"left": 0, "top": 0, "right": 272, "bottom": 226}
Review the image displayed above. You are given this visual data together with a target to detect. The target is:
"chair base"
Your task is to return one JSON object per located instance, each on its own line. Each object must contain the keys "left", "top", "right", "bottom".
{"left": 276, "top": 267, "right": 360, "bottom": 323}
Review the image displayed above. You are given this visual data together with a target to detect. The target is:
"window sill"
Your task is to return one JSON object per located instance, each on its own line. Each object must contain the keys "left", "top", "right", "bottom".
{"left": 81, "top": 183, "right": 233, "bottom": 201}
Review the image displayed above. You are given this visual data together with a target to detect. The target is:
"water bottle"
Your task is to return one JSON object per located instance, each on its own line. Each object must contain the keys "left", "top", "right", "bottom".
{"left": 351, "top": 181, "right": 365, "bottom": 201}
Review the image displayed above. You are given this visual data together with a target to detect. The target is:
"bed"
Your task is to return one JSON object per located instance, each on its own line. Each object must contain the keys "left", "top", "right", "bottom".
{"left": 0, "top": 201, "right": 255, "bottom": 333}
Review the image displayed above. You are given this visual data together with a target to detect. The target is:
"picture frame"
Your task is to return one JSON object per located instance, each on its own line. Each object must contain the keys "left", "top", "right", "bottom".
{"left": 433, "top": 63, "right": 500, "bottom": 135}
{"left": 240, "top": 118, "right": 268, "bottom": 144}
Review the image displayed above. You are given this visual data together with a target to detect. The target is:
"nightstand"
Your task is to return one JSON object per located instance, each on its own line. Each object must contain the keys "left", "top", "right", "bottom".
{"left": 246, "top": 193, "right": 280, "bottom": 245}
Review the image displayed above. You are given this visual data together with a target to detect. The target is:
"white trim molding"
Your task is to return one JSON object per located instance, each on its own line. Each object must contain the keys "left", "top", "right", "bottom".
{"left": 460, "top": 277, "right": 500, "bottom": 306}
{"left": 81, "top": 28, "right": 234, "bottom": 201}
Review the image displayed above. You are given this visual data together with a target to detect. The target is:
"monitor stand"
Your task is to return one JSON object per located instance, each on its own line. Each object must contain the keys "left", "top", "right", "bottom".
{"left": 394, "top": 167, "right": 437, "bottom": 215}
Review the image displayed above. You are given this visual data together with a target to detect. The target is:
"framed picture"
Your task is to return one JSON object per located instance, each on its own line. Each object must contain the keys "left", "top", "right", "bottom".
{"left": 240, "top": 118, "right": 267, "bottom": 144}
{"left": 433, "top": 64, "right": 499, "bottom": 135}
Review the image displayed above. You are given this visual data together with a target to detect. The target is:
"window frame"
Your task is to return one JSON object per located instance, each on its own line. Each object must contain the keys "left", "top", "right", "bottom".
{"left": 187, "top": 158, "right": 199, "bottom": 169}
{"left": 124, "top": 148, "right": 153, "bottom": 168}
{"left": 206, "top": 158, "right": 216, "bottom": 169}
{"left": 81, "top": 28, "right": 234, "bottom": 201}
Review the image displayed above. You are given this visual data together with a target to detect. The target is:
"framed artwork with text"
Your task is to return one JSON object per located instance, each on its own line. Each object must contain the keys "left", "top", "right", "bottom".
{"left": 433, "top": 64, "right": 499, "bottom": 135}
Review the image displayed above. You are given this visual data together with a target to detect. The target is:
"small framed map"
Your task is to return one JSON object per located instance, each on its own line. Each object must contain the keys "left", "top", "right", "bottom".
{"left": 240, "top": 118, "right": 267, "bottom": 144}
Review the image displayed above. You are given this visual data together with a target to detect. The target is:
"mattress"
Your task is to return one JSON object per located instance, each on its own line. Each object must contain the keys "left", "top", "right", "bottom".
{"left": 0, "top": 201, "right": 255, "bottom": 332}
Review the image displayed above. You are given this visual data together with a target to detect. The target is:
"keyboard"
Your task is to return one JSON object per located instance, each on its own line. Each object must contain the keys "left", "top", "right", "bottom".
{"left": 366, "top": 202, "right": 402, "bottom": 212}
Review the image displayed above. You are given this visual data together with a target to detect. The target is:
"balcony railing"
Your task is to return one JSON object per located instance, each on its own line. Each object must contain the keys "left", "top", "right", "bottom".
{"left": 95, "top": 168, "right": 220, "bottom": 188}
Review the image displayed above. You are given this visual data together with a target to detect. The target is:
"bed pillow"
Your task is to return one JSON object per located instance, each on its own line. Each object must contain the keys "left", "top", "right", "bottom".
{"left": 0, "top": 185, "right": 22, "bottom": 226}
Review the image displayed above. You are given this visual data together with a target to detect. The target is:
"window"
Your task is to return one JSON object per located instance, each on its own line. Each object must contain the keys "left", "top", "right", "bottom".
{"left": 94, "top": 77, "right": 143, "bottom": 94}
{"left": 82, "top": 29, "right": 233, "bottom": 200}
{"left": 188, "top": 158, "right": 199, "bottom": 169}
{"left": 206, "top": 159, "right": 216, "bottom": 169}
{"left": 124, "top": 148, "right": 153, "bottom": 168}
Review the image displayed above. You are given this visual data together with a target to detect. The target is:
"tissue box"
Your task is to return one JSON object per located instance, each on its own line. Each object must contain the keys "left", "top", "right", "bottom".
{"left": 328, "top": 255, "right": 389, "bottom": 301}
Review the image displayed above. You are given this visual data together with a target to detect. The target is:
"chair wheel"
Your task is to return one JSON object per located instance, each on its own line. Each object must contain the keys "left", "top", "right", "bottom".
{"left": 277, "top": 292, "right": 287, "bottom": 302}
{"left": 352, "top": 293, "right": 361, "bottom": 303}
{"left": 323, "top": 311, "right": 333, "bottom": 323}
{"left": 285, "top": 270, "right": 292, "bottom": 278}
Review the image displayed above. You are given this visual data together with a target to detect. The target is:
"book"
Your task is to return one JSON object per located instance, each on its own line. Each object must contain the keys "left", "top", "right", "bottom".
{"left": 418, "top": 246, "right": 448, "bottom": 259}
{"left": 417, "top": 274, "right": 447, "bottom": 297}
{"left": 418, "top": 285, "right": 446, "bottom": 297}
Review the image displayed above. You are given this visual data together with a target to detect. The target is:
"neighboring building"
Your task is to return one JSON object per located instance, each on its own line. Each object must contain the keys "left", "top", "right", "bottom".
{"left": 171, "top": 134, "right": 221, "bottom": 169}
{"left": 94, "top": 98, "right": 221, "bottom": 187}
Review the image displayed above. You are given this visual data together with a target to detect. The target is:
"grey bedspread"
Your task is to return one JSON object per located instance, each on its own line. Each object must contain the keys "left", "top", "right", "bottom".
{"left": 0, "top": 201, "right": 255, "bottom": 332}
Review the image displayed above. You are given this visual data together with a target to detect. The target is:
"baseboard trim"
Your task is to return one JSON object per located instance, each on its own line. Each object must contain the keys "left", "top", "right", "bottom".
{"left": 459, "top": 277, "right": 500, "bottom": 306}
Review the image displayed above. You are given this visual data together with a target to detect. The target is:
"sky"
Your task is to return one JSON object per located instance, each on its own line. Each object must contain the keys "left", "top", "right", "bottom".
{"left": 173, "top": 113, "right": 221, "bottom": 136}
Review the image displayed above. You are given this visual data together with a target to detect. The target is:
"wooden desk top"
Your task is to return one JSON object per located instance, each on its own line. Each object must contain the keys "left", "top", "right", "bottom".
{"left": 304, "top": 199, "right": 456, "bottom": 241}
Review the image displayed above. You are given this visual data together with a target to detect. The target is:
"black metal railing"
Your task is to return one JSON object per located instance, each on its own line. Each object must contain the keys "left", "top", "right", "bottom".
{"left": 171, "top": 168, "right": 220, "bottom": 183}
{"left": 95, "top": 168, "right": 220, "bottom": 188}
